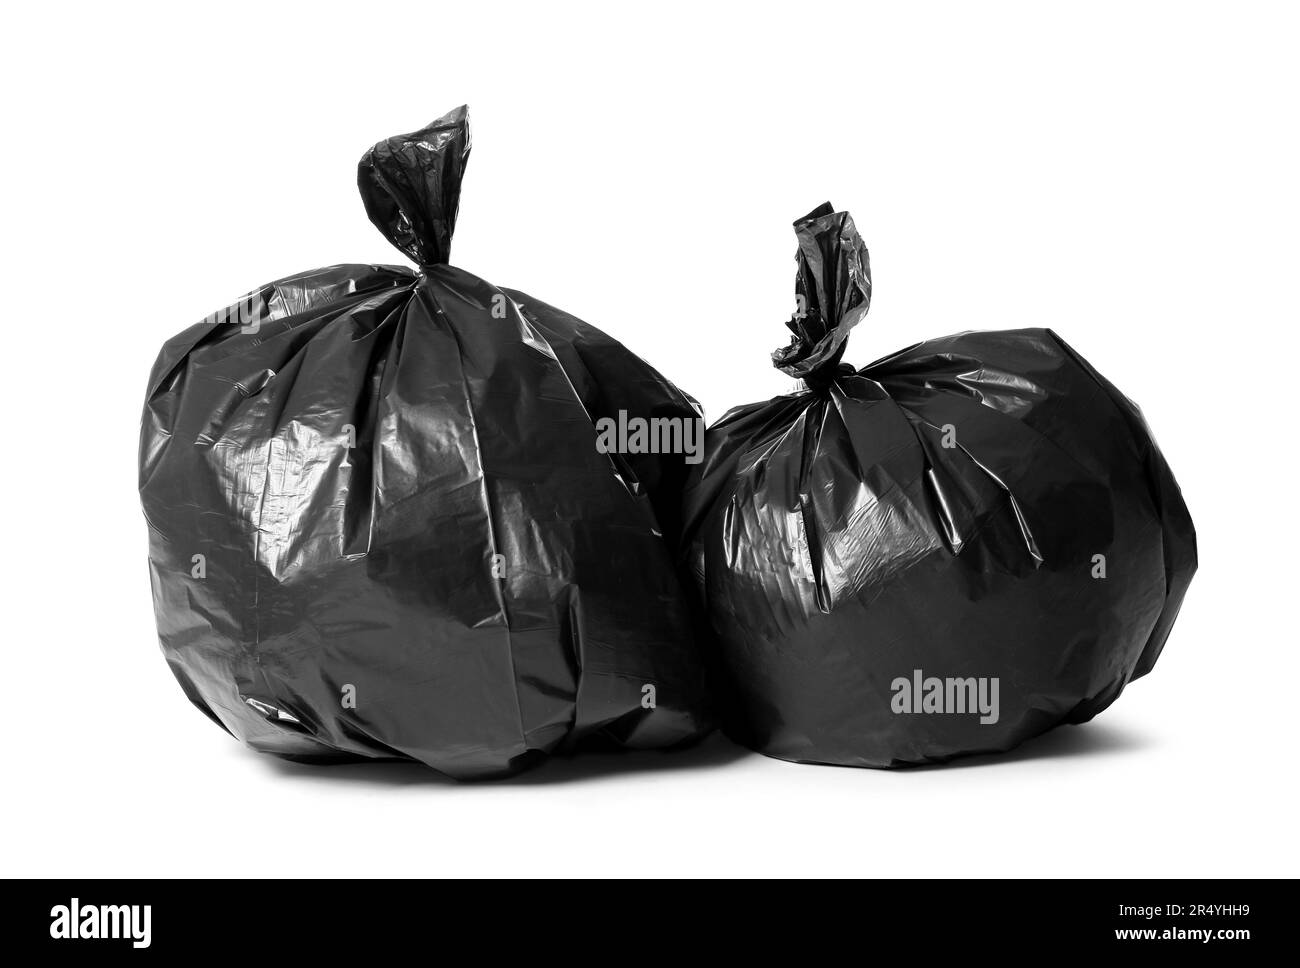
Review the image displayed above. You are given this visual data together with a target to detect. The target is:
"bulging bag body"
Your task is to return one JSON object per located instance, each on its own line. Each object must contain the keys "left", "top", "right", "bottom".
{"left": 140, "top": 107, "right": 710, "bottom": 779}
{"left": 681, "top": 203, "right": 1196, "bottom": 767}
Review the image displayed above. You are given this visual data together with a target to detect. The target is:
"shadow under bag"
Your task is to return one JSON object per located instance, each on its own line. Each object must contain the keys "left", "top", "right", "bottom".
{"left": 681, "top": 203, "right": 1196, "bottom": 767}
{"left": 140, "top": 106, "right": 710, "bottom": 779}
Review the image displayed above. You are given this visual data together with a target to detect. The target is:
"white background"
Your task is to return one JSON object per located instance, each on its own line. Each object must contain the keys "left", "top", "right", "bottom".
{"left": 3, "top": 1, "right": 1296, "bottom": 878}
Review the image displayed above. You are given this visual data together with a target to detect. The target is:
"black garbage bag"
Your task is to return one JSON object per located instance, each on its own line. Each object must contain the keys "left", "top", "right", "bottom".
{"left": 139, "top": 106, "right": 710, "bottom": 779}
{"left": 681, "top": 203, "right": 1196, "bottom": 767}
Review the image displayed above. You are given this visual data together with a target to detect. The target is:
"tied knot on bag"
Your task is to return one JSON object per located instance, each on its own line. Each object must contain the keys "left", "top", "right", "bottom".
{"left": 771, "top": 203, "right": 872, "bottom": 393}
{"left": 357, "top": 105, "right": 472, "bottom": 268}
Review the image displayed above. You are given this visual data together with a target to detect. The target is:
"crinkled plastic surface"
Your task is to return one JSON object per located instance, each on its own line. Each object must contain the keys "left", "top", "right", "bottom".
{"left": 140, "top": 106, "right": 711, "bottom": 780}
{"left": 681, "top": 203, "right": 1196, "bottom": 767}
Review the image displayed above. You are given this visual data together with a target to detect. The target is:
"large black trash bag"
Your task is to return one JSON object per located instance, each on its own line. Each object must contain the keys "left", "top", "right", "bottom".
{"left": 681, "top": 203, "right": 1196, "bottom": 767}
{"left": 139, "top": 106, "right": 710, "bottom": 779}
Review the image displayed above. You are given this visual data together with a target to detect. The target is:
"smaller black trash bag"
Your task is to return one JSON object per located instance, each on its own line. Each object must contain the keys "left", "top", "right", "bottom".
{"left": 140, "top": 106, "right": 711, "bottom": 780}
{"left": 681, "top": 203, "right": 1196, "bottom": 768}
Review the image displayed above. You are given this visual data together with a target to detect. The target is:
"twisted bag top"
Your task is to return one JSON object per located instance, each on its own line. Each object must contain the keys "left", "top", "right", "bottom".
{"left": 140, "top": 106, "right": 710, "bottom": 780}
{"left": 681, "top": 203, "right": 1196, "bottom": 768}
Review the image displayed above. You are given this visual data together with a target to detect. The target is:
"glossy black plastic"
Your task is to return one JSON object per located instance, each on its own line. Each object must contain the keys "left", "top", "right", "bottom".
{"left": 140, "top": 107, "right": 710, "bottom": 779}
{"left": 681, "top": 203, "right": 1196, "bottom": 767}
